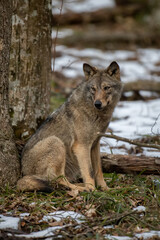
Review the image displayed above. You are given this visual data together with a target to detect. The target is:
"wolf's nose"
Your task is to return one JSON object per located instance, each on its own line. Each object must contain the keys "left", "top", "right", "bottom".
{"left": 94, "top": 100, "right": 102, "bottom": 109}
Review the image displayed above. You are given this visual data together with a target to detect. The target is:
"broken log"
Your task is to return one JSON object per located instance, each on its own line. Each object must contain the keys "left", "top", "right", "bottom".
{"left": 123, "top": 80, "right": 160, "bottom": 93}
{"left": 52, "top": 5, "right": 151, "bottom": 26}
{"left": 58, "top": 30, "right": 160, "bottom": 50}
{"left": 101, "top": 153, "right": 160, "bottom": 175}
{"left": 52, "top": 72, "right": 160, "bottom": 96}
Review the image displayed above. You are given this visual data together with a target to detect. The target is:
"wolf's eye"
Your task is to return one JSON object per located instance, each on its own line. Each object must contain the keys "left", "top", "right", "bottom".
{"left": 91, "top": 86, "right": 96, "bottom": 92}
{"left": 104, "top": 86, "right": 111, "bottom": 91}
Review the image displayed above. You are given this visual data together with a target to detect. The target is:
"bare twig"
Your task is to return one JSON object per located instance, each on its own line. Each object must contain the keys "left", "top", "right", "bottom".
{"left": 98, "top": 133, "right": 160, "bottom": 150}
{"left": 99, "top": 210, "right": 137, "bottom": 226}
{"left": 132, "top": 215, "right": 156, "bottom": 229}
{"left": 151, "top": 113, "right": 160, "bottom": 136}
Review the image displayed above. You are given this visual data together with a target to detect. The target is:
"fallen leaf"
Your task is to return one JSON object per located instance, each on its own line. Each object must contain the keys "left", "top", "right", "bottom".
{"left": 49, "top": 221, "right": 63, "bottom": 227}
{"left": 67, "top": 189, "right": 79, "bottom": 197}
{"left": 85, "top": 207, "right": 97, "bottom": 217}
{"left": 21, "top": 221, "right": 26, "bottom": 227}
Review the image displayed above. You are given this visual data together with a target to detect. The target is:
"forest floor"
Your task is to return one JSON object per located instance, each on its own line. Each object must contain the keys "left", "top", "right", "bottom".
{"left": 0, "top": 174, "right": 160, "bottom": 239}
{"left": 1, "top": 0, "right": 160, "bottom": 239}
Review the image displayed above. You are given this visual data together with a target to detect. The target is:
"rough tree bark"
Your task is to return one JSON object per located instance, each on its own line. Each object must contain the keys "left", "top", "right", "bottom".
{"left": 0, "top": 0, "right": 20, "bottom": 186}
{"left": 9, "top": 0, "right": 52, "bottom": 139}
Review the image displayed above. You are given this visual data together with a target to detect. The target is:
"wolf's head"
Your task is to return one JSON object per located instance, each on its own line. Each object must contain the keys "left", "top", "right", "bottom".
{"left": 83, "top": 61, "right": 123, "bottom": 110}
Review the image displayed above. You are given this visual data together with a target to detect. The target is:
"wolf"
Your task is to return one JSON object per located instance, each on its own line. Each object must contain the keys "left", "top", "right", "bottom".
{"left": 17, "top": 61, "right": 123, "bottom": 192}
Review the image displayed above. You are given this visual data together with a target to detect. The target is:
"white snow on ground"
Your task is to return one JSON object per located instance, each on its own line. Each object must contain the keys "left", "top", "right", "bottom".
{"left": 106, "top": 231, "right": 160, "bottom": 239}
{"left": 20, "top": 212, "right": 30, "bottom": 217}
{"left": 41, "top": 210, "right": 85, "bottom": 224}
{"left": 104, "top": 225, "right": 114, "bottom": 229}
{"left": 11, "top": 225, "right": 65, "bottom": 239}
{"left": 0, "top": 214, "right": 20, "bottom": 230}
{"left": 53, "top": 0, "right": 115, "bottom": 14}
{"left": 133, "top": 206, "right": 146, "bottom": 213}
{"left": 100, "top": 99, "right": 160, "bottom": 157}
{"left": 135, "top": 231, "right": 160, "bottom": 240}
{"left": 2, "top": 211, "right": 160, "bottom": 240}
{"left": 153, "top": 179, "right": 160, "bottom": 188}
{"left": 53, "top": 45, "right": 160, "bottom": 83}
{"left": 52, "top": 29, "right": 73, "bottom": 39}
{"left": 105, "top": 235, "right": 132, "bottom": 240}
{"left": 1, "top": 211, "right": 85, "bottom": 239}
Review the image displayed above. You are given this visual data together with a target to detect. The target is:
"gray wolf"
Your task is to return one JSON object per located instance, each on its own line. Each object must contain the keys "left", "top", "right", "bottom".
{"left": 17, "top": 61, "right": 123, "bottom": 192}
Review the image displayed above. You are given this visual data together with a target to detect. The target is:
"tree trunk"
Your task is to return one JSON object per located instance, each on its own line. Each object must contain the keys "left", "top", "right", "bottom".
{"left": 101, "top": 154, "right": 160, "bottom": 175}
{"left": 0, "top": 0, "right": 20, "bottom": 186}
{"left": 9, "top": 0, "right": 52, "bottom": 139}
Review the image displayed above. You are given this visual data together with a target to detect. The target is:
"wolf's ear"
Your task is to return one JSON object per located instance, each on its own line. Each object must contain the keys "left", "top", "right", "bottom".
{"left": 105, "top": 61, "right": 120, "bottom": 81}
{"left": 83, "top": 63, "right": 97, "bottom": 80}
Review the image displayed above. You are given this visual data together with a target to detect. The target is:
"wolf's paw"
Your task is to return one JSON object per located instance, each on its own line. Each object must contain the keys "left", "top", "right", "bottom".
{"left": 97, "top": 182, "right": 110, "bottom": 191}
{"left": 83, "top": 184, "right": 95, "bottom": 192}
{"left": 70, "top": 183, "right": 95, "bottom": 192}
{"left": 100, "top": 185, "right": 110, "bottom": 191}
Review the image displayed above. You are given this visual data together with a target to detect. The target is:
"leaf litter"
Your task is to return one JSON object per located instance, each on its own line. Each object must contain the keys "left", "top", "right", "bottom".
{"left": 0, "top": 173, "right": 160, "bottom": 239}
{"left": 1, "top": 0, "right": 160, "bottom": 239}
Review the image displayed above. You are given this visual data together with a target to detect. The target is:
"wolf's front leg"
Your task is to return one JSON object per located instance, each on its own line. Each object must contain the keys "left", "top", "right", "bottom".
{"left": 72, "top": 143, "right": 95, "bottom": 191}
{"left": 91, "top": 141, "right": 109, "bottom": 190}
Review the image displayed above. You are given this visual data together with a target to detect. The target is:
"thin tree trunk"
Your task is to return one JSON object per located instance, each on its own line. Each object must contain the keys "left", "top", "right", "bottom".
{"left": 9, "top": 0, "right": 52, "bottom": 139}
{"left": 0, "top": 0, "right": 20, "bottom": 186}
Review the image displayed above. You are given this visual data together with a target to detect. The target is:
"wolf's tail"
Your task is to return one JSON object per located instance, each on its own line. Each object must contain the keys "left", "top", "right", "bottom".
{"left": 17, "top": 175, "right": 53, "bottom": 193}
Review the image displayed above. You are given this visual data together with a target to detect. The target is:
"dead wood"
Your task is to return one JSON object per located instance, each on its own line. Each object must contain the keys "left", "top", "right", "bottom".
{"left": 101, "top": 153, "right": 160, "bottom": 175}
{"left": 123, "top": 80, "right": 160, "bottom": 93}
{"left": 57, "top": 29, "right": 160, "bottom": 50}
{"left": 98, "top": 133, "right": 160, "bottom": 150}
{"left": 52, "top": 72, "right": 160, "bottom": 97}
{"left": 52, "top": 5, "right": 146, "bottom": 26}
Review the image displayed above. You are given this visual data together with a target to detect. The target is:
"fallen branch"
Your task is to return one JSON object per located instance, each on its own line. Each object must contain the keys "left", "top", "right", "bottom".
{"left": 96, "top": 210, "right": 138, "bottom": 226}
{"left": 123, "top": 80, "right": 160, "bottom": 93}
{"left": 98, "top": 133, "right": 160, "bottom": 150}
{"left": 58, "top": 30, "right": 160, "bottom": 49}
{"left": 101, "top": 154, "right": 160, "bottom": 175}
{"left": 52, "top": 5, "right": 150, "bottom": 26}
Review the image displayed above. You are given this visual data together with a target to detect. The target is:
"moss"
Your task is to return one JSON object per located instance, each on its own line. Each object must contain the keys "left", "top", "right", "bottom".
{"left": 13, "top": 124, "right": 35, "bottom": 140}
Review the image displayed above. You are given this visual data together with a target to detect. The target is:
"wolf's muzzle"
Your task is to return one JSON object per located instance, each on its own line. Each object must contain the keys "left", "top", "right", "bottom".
{"left": 94, "top": 100, "right": 102, "bottom": 109}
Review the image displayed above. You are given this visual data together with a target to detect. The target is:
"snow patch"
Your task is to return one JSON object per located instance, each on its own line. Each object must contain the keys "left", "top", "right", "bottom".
{"left": 133, "top": 206, "right": 146, "bottom": 213}
{"left": 135, "top": 231, "right": 160, "bottom": 239}
{"left": 41, "top": 210, "right": 85, "bottom": 224}
{"left": 0, "top": 214, "right": 20, "bottom": 230}
{"left": 1, "top": 211, "right": 85, "bottom": 238}
{"left": 105, "top": 235, "right": 132, "bottom": 240}
{"left": 11, "top": 225, "right": 65, "bottom": 239}
{"left": 52, "top": 29, "right": 73, "bottom": 39}
{"left": 20, "top": 213, "right": 30, "bottom": 217}
{"left": 104, "top": 225, "right": 114, "bottom": 229}
{"left": 54, "top": 45, "right": 160, "bottom": 84}
{"left": 53, "top": 0, "right": 115, "bottom": 14}
{"left": 100, "top": 99, "right": 160, "bottom": 158}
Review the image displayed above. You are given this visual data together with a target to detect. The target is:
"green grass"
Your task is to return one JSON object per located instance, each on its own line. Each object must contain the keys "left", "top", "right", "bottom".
{"left": 0, "top": 174, "right": 160, "bottom": 238}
